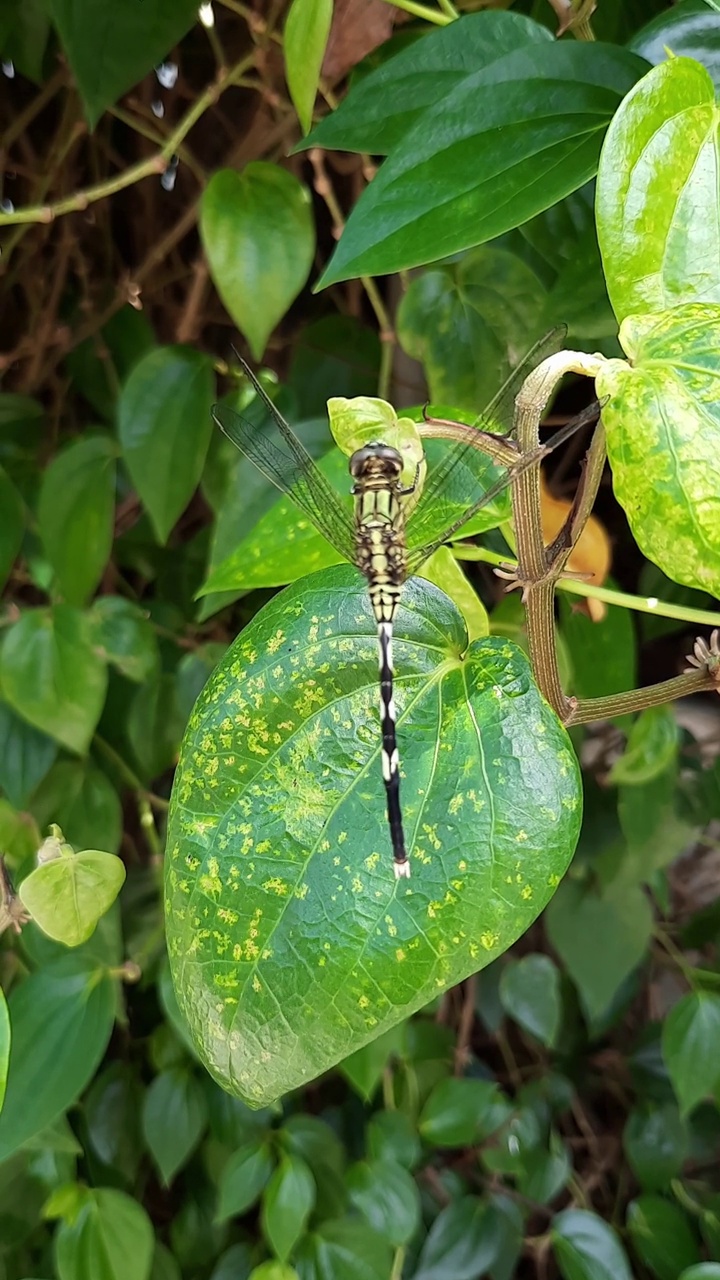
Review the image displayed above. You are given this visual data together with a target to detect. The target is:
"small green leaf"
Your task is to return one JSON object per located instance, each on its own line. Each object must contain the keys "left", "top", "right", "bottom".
{"left": 627, "top": 1195, "right": 700, "bottom": 1280}
{"left": 317, "top": 43, "right": 645, "bottom": 286}
{"left": 414, "top": 1196, "right": 502, "bottom": 1280}
{"left": 150, "top": 1242, "right": 181, "bottom": 1280}
{"left": 248, "top": 1265, "right": 299, "bottom": 1280}
{"left": 419, "top": 1078, "right": 501, "bottom": 1148}
{"left": 200, "top": 165, "right": 315, "bottom": 360}
{"left": 367, "top": 1111, "right": 421, "bottom": 1170}
{"left": 284, "top": 0, "right": 332, "bottom": 134}
{"left": 293, "top": 1219, "right": 391, "bottom": 1280}
{"left": 499, "top": 953, "right": 562, "bottom": 1047}
{"left": 0, "top": 985, "right": 9, "bottom": 1115}
{"left": 84, "top": 1064, "right": 143, "bottom": 1182}
{"left": 610, "top": 707, "right": 679, "bottom": 786}
{"left": 118, "top": 346, "right": 214, "bottom": 544}
{"left": 47, "top": 0, "right": 199, "bottom": 125}
{"left": 0, "top": 702, "right": 57, "bottom": 809}
{"left": 210, "top": 1244, "right": 256, "bottom": 1280}
{"left": 0, "top": 956, "right": 116, "bottom": 1162}
{"left": 54, "top": 1187, "right": 154, "bottom": 1280}
{"left": 662, "top": 992, "right": 720, "bottom": 1115}
{"left": 630, "top": 4, "right": 720, "bottom": 90}
{"left": 0, "top": 464, "right": 24, "bottom": 592}
{"left": 166, "top": 569, "right": 581, "bottom": 1107}
{"left": 19, "top": 849, "right": 126, "bottom": 947}
{"left": 216, "top": 1138, "right": 275, "bottom": 1221}
{"left": 0, "top": 605, "right": 107, "bottom": 755}
{"left": 90, "top": 597, "right": 159, "bottom": 683}
{"left": 142, "top": 1068, "right": 208, "bottom": 1185}
{"left": 261, "top": 1154, "right": 316, "bottom": 1262}
{"left": 597, "top": 57, "right": 719, "bottom": 321}
{"left": 396, "top": 246, "right": 547, "bottom": 414}
{"left": 37, "top": 436, "right": 116, "bottom": 606}
{"left": 680, "top": 1267, "right": 720, "bottom": 1280}
{"left": 597, "top": 304, "right": 720, "bottom": 600}
{"left": 518, "top": 1134, "right": 571, "bottom": 1205}
{"left": 545, "top": 879, "right": 652, "bottom": 1022}
{"left": 552, "top": 1208, "right": 633, "bottom": 1280}
{"left": 127, "top": 673, "right": 184, "bottom": 781}
{"left": 346, "top": 1158, "right": 420, "bottom": 1246}
{"left": 623, "top": 1103, "right": 688, "bottom": 1191}
{"left": 339, "top": 1023, "right": 406, "bottom": 1102}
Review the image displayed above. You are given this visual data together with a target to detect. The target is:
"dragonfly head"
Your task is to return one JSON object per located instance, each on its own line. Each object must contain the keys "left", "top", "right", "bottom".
{"left": 349, "top": 442, "right": 404, "bottom": 489}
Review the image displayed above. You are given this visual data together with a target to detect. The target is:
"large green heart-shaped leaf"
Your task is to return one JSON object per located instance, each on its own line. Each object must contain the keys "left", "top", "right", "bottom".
{"left": 317, "top": 42, "right": 645, "bottom": 286}
{"left": 165, "top": 568, "right": 581, "bottom": 1106}
{"left": 596, "top": 57, "right": 720, "bottom": 321}
{"left": 596, "top": 303, "right": 720, "bottom": 598}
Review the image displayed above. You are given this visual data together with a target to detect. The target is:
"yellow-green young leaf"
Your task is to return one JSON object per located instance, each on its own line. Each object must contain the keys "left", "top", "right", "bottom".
{"left": 19, "top": 850, "right": 126, "bottom": 948}
{"left": 597, "top": 57, "right": 719, "bottom": 322}
{"left": 419, "top": 547, "right": 488, "bottom": 643}
{"left": 0, "top": 605, "right": 108, "bottom": 755}
{"left": 596, "top": 303, "right": 720, "bottom": 599}
{"left": 284, "top": 0, "right": 332, "bottom": 135}
{"left": 37, "top": 436, "right": 116, "bottom": 607}
{"left": 200, "top": 164, "right": 315, "bottom": 360}
{"left": 118, "top": 346, "right": 214, "bottom": 545}
{"left": 0, "top": 986, "right": 9, "bottom": 1116}
{"left": 54, "top": 1187, "right": 154, "bottom": 1280}
{"left": 0, "top": 464, "right": 25, "bottom": 592}
{"left": 165, "top": 567, "right": 582, "bottom": 1107}
{"left": 249, "top": 1264, "right": 300, "bottom": 1280}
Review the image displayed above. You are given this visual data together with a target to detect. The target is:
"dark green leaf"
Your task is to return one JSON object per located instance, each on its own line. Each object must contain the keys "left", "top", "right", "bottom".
{"left": 486, "top": 1194, "right": 524, "bottom": 1280}
{"left": 627, "top": 1195, "right": 700, "bottom": 1280}
{"left": 54, "top": 1187, "right": 154, "bottom": 1280}
{"left": 288, "top": 317, "right": 380, "bottom": 418}
{"left": 302, "top": 10, "right": 552, "bottom": 155}
{"left": 662, "top": 992, "right": 720, "bottom": 1115}
{"left": 150, "top": 1242, "right": 181, "bottom": 1280}
{"left": 216, "top": 1138, "right": 275, "bottom": 1221}
{"left": 294, "top": 1218, "right": 391, "bottom": 1280}
{"left": 559, "top": 585, "right": 637, "bottom": 706}
{"left": 65, "top": 307, "right": 155, "bottom": 421}
{"left": 680, "top": 1267, "right": 720, "bottom": 1280}
{"left": 38, "top": 436, "right": 116, "bottom": 606}
{"left": 499, "top": 953, "right": 561, "bottom": 1047}
{"left": 285, "top": 0, "right": 332, "bottom": 134}
{"left": 166, "top": 569, "right": 581, "bottom": 1106}
{"left": 84, "top": 1064, "right": 144, "bottom": 1182}
{"left": 346, "top": 1159, "right": 420, "bottom": 1246}
{"left": 610, "top": 707, "right": 679, "bottom": 786}
{"left": 419, "top": 1078, "right": 501, "bottom": 1148}
{"left": 30, "top": 760, "right": 122, "bottom": 855}
{"left": 396, "top": 247, "right": 546, "bottom": 414}
{"left": 615, "top": 764, "right": 696, "bottom": 889}
{"left": 597, "top": 58, "right": 718, "bottom": 320}
{"left": 19, "top": 849, "right": 126, "bottom": 947}
{"left": 339, "top": 1024, "right": 405, "bottom": 1102}
{"left": 596, "top": 304, "right": 720, "bottom": 599}
{"left": 630, "top": 1, "right": 720, "bottom": 89}
{"left": 90, "top": 597, "right": 159, "bottom": 683}
{"left": 118, "top": 346, "right": 214, "bottom": 544}
{"left": 200, "top": 166, "right": 315, "bottom": 360}
{"left": 0, "top": 605, "right": 108, "bottom": 754}
{"left": 0, "top": 985, "right": 8, "bottom": 1116}
{"left": 366, "top": 1111, "right": 420, "bottom": 1170}
{"left": 0, "top": 956, "right": 116, "bottom": 1162}
{"left": 47, "top": 0, "right": 199, "bottom": 125}
{"left": 318, "top": 44, "right": 645, "bottom": 285}
{"left": 414, "top": 1197, "right": 502, "bottom": 1280}
{"left": 518, "top": 1133, "right": 571, "bottom": 1205}
{"left": 261, "top": 1154, "right": 315, "bottom": 1262}
{"left": 0, "top": 0, "right": 50, "bottom": 80}
{"left": 552, "top": 1208, "right": 633, "bottom": 1280}
{"left": 142, "top": 1068, "right": 208, "bottom": 1185}
{"left": 127, "top": 672, "right": 184, "bottom": 781}
{"left": 624, "top": 1104, "right": 688, "bottom": 1191}
{"left": 210, "top": 1243, "right": 256, "bottom": 1280}
{"left": 0, "top": 702, "right": 57, "bottom": 808}
{"left": 175, "top": 645, "right": 227, "bottom": 722}
{"left": 0, "top": 464, "right": 24, "bottom": 592}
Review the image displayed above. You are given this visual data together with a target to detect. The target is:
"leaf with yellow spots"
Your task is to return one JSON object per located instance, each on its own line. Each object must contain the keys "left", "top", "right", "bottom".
{"left": 165, "top": 567, "right": 581, "bottom": 1107}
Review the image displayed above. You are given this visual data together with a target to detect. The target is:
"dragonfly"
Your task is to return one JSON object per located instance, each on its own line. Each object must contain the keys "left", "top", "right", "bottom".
{"left": 213, "top": 335, "right": 601, "bottom": 879}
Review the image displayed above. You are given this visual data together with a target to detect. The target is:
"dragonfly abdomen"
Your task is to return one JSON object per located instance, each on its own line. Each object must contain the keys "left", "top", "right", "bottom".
{"left": 376, "top": 617, "right": 409, "bottom": 879}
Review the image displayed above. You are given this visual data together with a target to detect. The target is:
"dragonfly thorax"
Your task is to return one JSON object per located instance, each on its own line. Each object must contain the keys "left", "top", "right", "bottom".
{"left": 349, "top": 442, "right": 404, "bottom": 492}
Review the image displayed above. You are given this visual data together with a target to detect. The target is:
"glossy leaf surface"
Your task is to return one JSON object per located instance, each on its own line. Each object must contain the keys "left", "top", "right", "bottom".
{"left": 54, "top": 1187, "right": 154, "bottom": 1280}
{"left": 597, "top": 57, "right": 719, "bottom": 320}
{"left": 201, "top": 165, "right": 315, "bottom": 360}
{"left": 662, "top": 991, "right": 720, "bottom": 1114}
{"left": 597, "top": 304, "right": 720, "bottom": 599}
{"left": 19, "top": 850, "right": 126, "bottom": 947}
{"left": 142, "top": 1067, "right": 208, "bottom": 1185}
{"left": 37, "top": 436, "right": 116, "bottom": 606}
{"left": 552, "top": 1209, "right": 633, "bottom": 1280}
{"left": 284, "top": 0, "right": 332, "bottom": 134}
{"left": 165, "top": 568, "right": 581, "bottom": 1105}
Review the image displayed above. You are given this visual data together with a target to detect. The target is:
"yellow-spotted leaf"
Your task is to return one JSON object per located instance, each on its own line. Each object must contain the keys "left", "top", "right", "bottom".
{"left": 165, "top": 567, "right": 582, "bottom": 1107}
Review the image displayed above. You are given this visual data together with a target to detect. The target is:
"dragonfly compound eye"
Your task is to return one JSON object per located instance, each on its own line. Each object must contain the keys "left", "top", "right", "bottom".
{"left": 349, "top": 443, "right": 404, "bottom": 478}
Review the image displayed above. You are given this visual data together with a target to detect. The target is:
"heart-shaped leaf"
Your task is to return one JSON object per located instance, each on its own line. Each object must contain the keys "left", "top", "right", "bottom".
{"left": 38, "top": 435, "right": 117, "bottom": 607}
{"left": 165, "top": 568, "right": 581, "bottom": 1106}
{"left": 19, "top": 850, "right": 126, "bottom": 948}
{"left": 284, "top": 0, "right": 332, "bottom": 134}
{"left": 596, "top": 303, "right": 720, "bottom": 599}
{"left": 597, "top": 56, "right": 719, "bottom": 321}
{"left": 200, "top": 164, "right": 315, "bottom": 359}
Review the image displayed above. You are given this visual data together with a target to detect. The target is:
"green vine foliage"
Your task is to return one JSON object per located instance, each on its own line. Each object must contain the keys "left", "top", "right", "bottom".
{"left": 0, "top": 2, "right": 720, "bottom": 1279}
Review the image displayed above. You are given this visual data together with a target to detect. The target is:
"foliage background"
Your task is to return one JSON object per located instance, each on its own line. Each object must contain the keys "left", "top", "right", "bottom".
{"left": 1, "top": 1, "right": 720, "bottom": 1279}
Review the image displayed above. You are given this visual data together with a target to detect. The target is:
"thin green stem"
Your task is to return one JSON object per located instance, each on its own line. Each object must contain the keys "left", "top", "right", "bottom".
{"left": 454, "top": 545, "right": 720, "bottom": 630}
{"left": 390, "top": 1247, "right": 406, "bottom": 1280}
{"left": 377, "top": 0, "right": 453, "bottom": 23}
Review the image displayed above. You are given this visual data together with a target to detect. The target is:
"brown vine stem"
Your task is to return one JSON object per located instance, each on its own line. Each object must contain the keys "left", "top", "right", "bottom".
{"left": 0, "top": 53, "right": 255, "bottom": 228}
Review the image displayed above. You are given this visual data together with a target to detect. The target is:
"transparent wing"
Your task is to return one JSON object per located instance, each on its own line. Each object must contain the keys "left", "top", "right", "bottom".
{"left": 405, "top": 399, "right": 601, "bottom": 577}
{"left": 406, "top": 327, "right": 568, "bottom": 553}
{"left": 213, "top": 359, "right": 356, "bottom": 564}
